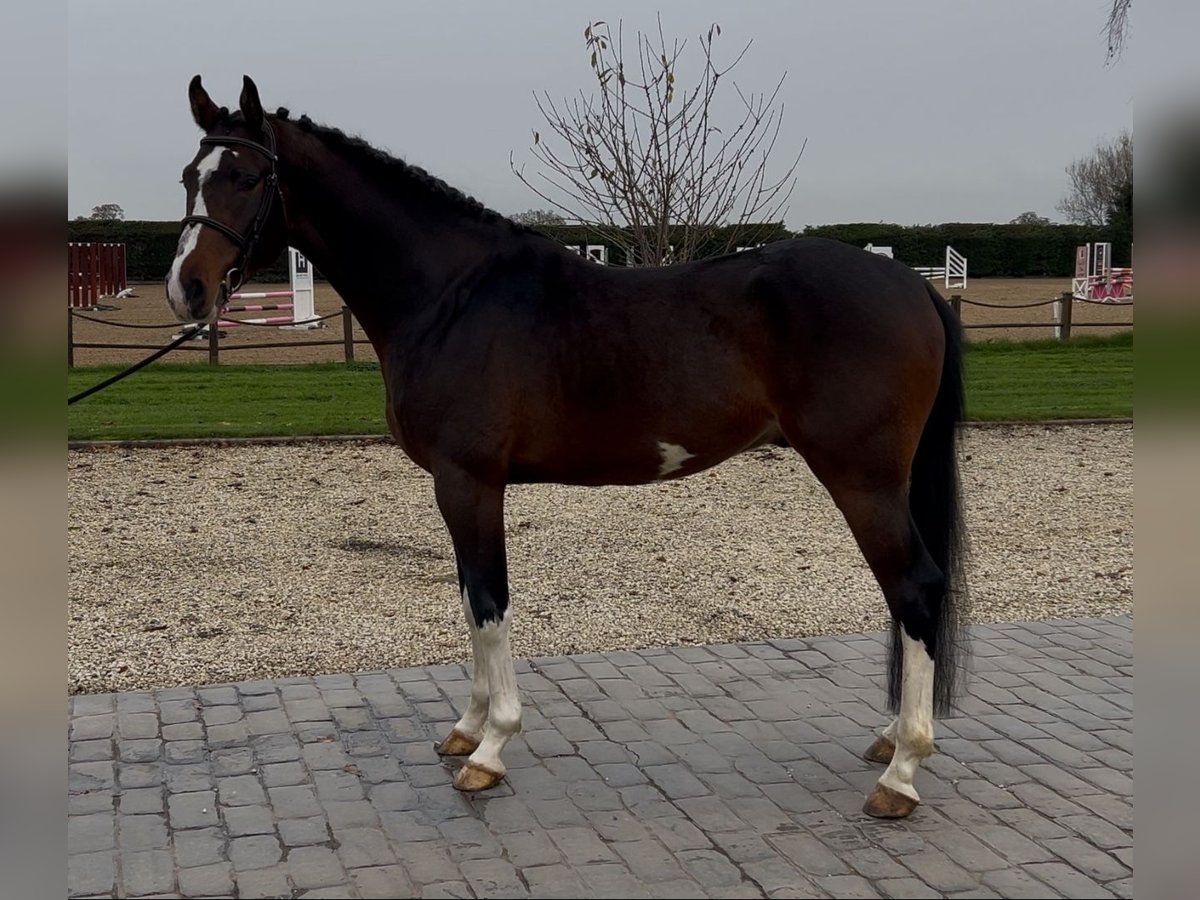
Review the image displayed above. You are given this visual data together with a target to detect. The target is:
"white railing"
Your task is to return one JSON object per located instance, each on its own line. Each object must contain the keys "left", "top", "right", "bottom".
{"left": 873, "top": 244, "right": 967, "bottom": 289}
{"left": 945, "top": 245, "right": 967, "bottom": 289}
{"left": 565, "top": 244, "right": 609, "bottom": 264}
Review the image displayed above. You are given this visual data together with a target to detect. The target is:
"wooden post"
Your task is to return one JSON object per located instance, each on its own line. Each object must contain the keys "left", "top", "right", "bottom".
{"left": 208, "top": 324, "right": 219, "bottom": 365}
{"left": 342, "top": 306, "right": 355, "bottom": 362}
{"left": 1058, "top": 290, "right": 1073, "bottom": 342}
{"left": 950, "top": 294, "right": 962, "bottom": 317}
{"left": 67, "top": 309, "right": 74, "bottom": 368}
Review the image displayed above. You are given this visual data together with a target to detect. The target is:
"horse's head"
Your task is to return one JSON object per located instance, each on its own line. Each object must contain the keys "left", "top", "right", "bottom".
{"left": 166, "top": 75, "right": 288, "bottom": 322}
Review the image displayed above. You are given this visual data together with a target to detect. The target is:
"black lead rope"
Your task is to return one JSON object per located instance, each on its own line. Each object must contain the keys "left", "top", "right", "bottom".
{"left": 67, "top": 328, "right": 201, "bottom": 406}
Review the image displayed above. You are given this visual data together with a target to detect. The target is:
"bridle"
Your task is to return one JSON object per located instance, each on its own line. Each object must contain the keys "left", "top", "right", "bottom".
{"left": 71, "top": 120, "right": 290, "bottom": 407}
{"left": 180, "top": 119, "right": 285, "bottom": 295}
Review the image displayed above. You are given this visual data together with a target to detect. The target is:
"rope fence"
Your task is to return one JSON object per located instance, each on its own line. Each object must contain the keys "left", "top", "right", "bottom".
{"left": 69, "top": 289, "right": 1134, "bottom": 368}
{"left": 954, "top": 295, "right": 1133, "bottom": 310}
{"left": 955, "top": 297, "right": 1060, "bottom": 310}
{"left": 947, "top": 291, "right": 1132, "bottom": 341}
{"left": 69, "top": 312, "right": 196, "bottom": 329}
{"left": 69, "top": 310, "right": 345, "bottom": 330}
{"left": 68, "top": 306, "right": 370, "bottom": 367}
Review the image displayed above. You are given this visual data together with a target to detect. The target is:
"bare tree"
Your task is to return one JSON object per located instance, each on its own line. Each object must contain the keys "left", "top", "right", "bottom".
{"left": 511, "top": 18, "right": 803, "bottom": 265}
{"left": 1057, "top": 131, "right": 1132, "bottom": 225}
{"left": 1105, "top": 0, "right": 1131, "bottom": 62}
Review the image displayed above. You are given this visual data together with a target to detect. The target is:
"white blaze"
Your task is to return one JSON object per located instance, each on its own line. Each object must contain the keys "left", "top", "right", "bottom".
{"left": 167, "top": 147, "right": 226, "bottom": 316}
{"left": 657, "top": 441, "right": 695, "bottom": 478}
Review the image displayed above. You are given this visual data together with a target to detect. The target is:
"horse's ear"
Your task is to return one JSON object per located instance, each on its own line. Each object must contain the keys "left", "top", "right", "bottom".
{"left": 188, "top": 75, "right": 221, "bottom": 131}
{"left": 240, "top": 75, "right": 264, "bottom": 132}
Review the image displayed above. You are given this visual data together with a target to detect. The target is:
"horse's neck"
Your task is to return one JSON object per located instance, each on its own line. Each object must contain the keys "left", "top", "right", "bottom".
{"left": 276, "top": 128, "right": 501, "bottom": 345}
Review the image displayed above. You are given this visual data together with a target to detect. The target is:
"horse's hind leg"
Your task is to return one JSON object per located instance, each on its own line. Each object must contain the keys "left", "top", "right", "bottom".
{"left": 804, "top": 474, "right": 943, "bottom": 818}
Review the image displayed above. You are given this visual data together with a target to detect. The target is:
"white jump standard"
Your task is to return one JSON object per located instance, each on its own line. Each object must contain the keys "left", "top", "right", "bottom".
{"left": 226, "top": 247, "right": 320, "bottom": 327}
{"left": 866, "top": 244, "right": 968, "bottom": 290}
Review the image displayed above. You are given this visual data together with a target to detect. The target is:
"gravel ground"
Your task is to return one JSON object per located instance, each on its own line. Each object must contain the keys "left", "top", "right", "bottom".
{"left": 67, "top": 424, "right": 1132, "bottom": 694}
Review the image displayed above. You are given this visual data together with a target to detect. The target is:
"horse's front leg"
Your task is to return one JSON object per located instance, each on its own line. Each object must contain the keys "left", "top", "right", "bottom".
{"left": 432, "top": 466, "right": 520, "bottom": 792}
{"left": 435, "top": 560, "right": 490, "bottom": 757}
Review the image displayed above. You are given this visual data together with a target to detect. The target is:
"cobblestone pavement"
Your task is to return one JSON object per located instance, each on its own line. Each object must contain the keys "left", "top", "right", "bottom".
{"left": 68, "top": 616, "right": 1132, "bottom": 899}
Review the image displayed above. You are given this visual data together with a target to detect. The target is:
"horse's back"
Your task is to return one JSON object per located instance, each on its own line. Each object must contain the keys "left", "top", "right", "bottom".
{"left": 499, "top": 234, "right": 946, "bottom": 423}
{"left": 576, "top": 237, "right": 945, "bottom": 393}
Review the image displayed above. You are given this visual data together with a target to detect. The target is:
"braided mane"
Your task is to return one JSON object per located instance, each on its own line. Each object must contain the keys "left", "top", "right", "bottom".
{"left": 255, "top": 106, "right": 536, "bottom": 233}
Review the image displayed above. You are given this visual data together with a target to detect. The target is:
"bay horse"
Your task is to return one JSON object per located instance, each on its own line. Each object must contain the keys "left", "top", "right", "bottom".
{"left": 168, "top": 76, "right": 968, "bottom": 819}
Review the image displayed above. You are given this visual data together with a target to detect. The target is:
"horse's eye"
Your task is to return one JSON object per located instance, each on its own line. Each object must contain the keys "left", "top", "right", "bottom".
{"left": 235, "top": 172, "right": 260, "bottom": 192}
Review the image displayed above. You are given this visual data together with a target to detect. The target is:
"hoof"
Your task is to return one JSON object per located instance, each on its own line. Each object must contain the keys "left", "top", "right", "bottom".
{"left": 453, "top": 761, "right": 505, "bottom": 793}
{"left": 863, "top": 735, "right": 896, "bottom": 765}
{"left": 436, "top": 729, "right": 480, "bottom": 757}
{"left": 863, "top": 783, "right": 919, "bottom": 819}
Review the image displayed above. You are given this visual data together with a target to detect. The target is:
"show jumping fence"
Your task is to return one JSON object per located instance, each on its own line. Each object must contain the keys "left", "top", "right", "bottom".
{"left": 1073, "top": 242, "right": 1133, "bottom": 303}
{"left": 565, "top": 244, "right": 609, "bottom": 264}
{"left": 179, "top": 248, "right": 323, "bottom": 335}
{"left": 68, "top": 242, "right": 127, "bottom": 309}
{"left": 68, "top": 242, "right": 371, "bottom": 366}
{"left": 866, "top": 243, "right": 967, "bottom": 289}
{"left": 915, "top": 246, "right": 968, "bottom": 290}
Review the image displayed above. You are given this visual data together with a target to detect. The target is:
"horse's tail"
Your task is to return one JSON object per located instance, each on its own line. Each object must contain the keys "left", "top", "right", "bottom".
{"left": 889, "top": 284, "right": 970, "bottom": 715}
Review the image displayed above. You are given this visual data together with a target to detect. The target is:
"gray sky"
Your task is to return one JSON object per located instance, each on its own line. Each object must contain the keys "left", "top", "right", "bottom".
{"left": 68, "top": 1, "right": 1132, "bottom": 228}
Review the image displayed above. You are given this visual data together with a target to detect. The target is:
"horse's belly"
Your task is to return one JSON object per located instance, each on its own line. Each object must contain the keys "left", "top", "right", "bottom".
{"left": 509, "top": 411, "right": 778, "bottom": 487}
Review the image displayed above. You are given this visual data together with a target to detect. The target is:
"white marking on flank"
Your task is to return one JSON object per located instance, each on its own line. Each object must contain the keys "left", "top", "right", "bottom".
{"left": 879, "top": 631, "right": 935, "bottom": 802}
{"left": 656, "top": 441, "right": 695, "bottom": 478}
{"left": 167, "top": 147, "right": 226, "bottom": 316}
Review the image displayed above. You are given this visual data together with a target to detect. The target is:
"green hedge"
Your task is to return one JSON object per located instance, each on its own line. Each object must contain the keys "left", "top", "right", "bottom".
{"left": 69, "top": 218, "right": 1130, "bottom": 282}
{"left": 798, "top": 223, "right": 1129, "bottom": 276}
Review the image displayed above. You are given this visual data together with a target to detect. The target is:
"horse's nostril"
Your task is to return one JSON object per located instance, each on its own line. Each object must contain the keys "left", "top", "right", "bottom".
{"left": 185, "top": 278, "right": 205, "bottom": 306}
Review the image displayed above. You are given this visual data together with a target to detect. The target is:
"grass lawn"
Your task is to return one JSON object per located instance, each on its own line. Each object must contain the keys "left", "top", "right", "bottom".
{"left": 68, "top": 332, "right": 1132, "bottom": 441}
{"left": 963, "top": 331, "right": 1132, "bottom": 421}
